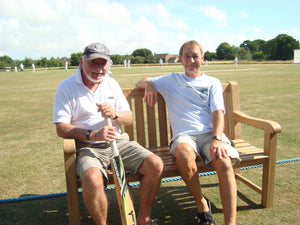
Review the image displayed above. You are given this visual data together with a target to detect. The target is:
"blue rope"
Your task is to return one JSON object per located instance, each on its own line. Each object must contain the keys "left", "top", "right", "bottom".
{"left": 1, "top": 158, "right": 299, "bottom": 204}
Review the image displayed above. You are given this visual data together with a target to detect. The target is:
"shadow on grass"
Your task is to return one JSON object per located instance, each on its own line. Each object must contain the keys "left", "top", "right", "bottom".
{"left": 0, "top": 183, "right": 262, "bottom": 225}
{"left": 237, "top": 191, "right": 263, "bottom": 211}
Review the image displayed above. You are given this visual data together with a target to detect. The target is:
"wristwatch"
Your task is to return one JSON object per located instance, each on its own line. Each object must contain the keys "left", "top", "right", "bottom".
{"left": 86, "top": 129, "right": 92, "bottom": 140}
{"left": 212, "top": 136, "right": 222, "bottom": 141}
{"left": 113, "top": 111, "right": 119, "bottom": 120}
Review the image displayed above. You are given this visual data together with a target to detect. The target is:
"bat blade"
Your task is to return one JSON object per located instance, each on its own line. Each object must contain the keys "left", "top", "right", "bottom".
{"left": 111, "top": 155, "right": 137, "bottom": 225}
{"left": 106, "top": 117, "right": 136, "bottom": 225}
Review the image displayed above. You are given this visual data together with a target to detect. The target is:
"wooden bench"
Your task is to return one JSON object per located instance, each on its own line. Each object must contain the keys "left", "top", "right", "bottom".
{"left": 63, "top": 81, "right": 281, "bottom": 225}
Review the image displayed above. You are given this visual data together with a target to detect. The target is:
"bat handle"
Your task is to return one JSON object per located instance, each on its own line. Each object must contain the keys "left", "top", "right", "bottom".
{"left": 105, "top": 117, "right": 113, "bottom": 126}
{"left": 105, "top": 117, "right": 119, "bottom": 156}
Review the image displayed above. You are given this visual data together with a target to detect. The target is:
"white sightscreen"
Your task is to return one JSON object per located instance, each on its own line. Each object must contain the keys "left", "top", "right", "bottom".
{"left": 294, "top": 49, "right": 300, "bottom": 63}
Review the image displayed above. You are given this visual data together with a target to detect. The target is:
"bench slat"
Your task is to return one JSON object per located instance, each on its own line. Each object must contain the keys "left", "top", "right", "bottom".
{"left": 135, "top": 97, "right": 146, "bottom": 147}
{"left": 147, "top": 104, "right": 158, "bottom": 148}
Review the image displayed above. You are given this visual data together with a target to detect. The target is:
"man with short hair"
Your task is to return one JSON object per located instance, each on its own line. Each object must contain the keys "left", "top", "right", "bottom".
{"left": 53, "top": 43, "right": 163, "bottom": 225}
{"left": 136, "top": 40, "right": 240, "bottom": 225}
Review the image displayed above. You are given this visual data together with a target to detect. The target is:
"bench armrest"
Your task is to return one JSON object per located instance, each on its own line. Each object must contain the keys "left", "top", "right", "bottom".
{"left": 233, "top": 111, "right": 282, "bottom": 134}
{"left": 63, "top": 138, "right": 76, "bottom": 154}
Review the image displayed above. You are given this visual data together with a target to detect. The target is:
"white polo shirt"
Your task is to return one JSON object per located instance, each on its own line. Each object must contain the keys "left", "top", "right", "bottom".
{"left": 53, "top": 68, "right": 130, "bottom": 136}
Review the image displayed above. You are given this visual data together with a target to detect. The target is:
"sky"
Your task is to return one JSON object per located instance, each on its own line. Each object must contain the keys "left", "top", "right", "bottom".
{"left": 0, "top": 0, "right": 299, "bottom": 60}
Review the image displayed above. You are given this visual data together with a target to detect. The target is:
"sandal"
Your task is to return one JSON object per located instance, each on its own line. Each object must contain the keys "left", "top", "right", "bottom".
{"left": 147, "top": 218, "right": 159, "bottom": 225}
{"left": 197, "top": 211, "right": 216, "bottom": 225}
{"left": 197, "top": 198, "right": 216, "bottom": 225}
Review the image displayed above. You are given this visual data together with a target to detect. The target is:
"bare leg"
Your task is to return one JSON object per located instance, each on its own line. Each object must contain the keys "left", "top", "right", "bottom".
{"left": 81, "top": 167, "right": 108, "bottom": 225}
{"left": 174, "top": 143, "right": 210, "bottom": 213}
{"left": 211, "top": 158, "right": 237, "bottom": 225}
{"left": 137, "top": 154, "right": 163, "bottom": 225}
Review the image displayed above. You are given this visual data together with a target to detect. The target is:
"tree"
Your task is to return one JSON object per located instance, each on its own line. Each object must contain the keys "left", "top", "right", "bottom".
{"left": 216, "top": 42, "right": 234, "bottom": 60}
{"left": 36, "top": 57, "right": 48, "bottom": 67}
{"left": 110, "top": 54, "right": 123, "bottom": 65}
{"left": 263, "top": 34, "right": 300, "bottom": 60}
{"left": 70, "top": 52, "right": 82, "bottom": 66}
{"left": 240, "top": 40, "right": 258, "bottom": 54}
{"left": 23, "top": 57, "right": 33, "bottom": 68}
{"left": 0, "top": 55, "right": 14, "bottom": 69}
{"left": 204, "top": 51, "right": 217, "bottom": 61}
{"left": 252, "top": 51, "right": 265, "bottom": 61}
{"left": 131, "top": 48, "right": 156, "bottom": 63}
{"left": 264, "top": 38, "right": 278, "bottom": 60}
{"left": 132, "top": 48, "right": 153, "bottom": 58}
{"left": 144, "top": 55, "right": 156, "bottom": 63}
{"left": 131, "top": 56, "right": 145, "bottom": 64}
{"left": 235, "top": 47, "right": 252, "bottom": 60}
{"left": 253, "top": 39, "right": 267, "bottom": 52}
{"left": 274, "top": 34, "right": 300, "bottom": 60}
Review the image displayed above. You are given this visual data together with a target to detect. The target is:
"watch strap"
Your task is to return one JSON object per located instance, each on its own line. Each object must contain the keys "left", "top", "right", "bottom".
{"left": 113, "top": 111, "right": 119, "bottom": 120}
{"left": 86, "top": 129, "right": 92, "bottom": 140}
{"left": 212, "top": 136, "right": 222, "bottom": 141}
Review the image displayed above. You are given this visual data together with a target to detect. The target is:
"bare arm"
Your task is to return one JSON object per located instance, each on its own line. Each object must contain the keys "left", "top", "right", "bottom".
{"left": 209, "top": 110, "right": 228, "bottom": 162}
{"left": 113, "top": 111, "right": 132, "bottom": 125}
{"left": 212, "top": 109, "right": 224, "bottom": 138}
{"left": 136, "top": 77, "right": 158, "bottom": 106}
{"left": 56, "top": 122, "right": 118, "bottom": 142}
{"left": 96, "top": 102, "right": 132, "bottom": 126}
{"left": 56, "top": 100, "right": 131, "bottom": 142}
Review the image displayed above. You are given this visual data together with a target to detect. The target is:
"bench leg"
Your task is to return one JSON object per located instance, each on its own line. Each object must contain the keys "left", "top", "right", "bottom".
{"left": 66, "top": 186, "right": 81, "bottom": 225}
{"left": 261, "top": 133, "right": 278, "bottom": 208}
{"left": 234, "top": 168, "right": 241, "bottom": 185}
{"left": 65, "top": 153, "right": 81, "bottom": 225}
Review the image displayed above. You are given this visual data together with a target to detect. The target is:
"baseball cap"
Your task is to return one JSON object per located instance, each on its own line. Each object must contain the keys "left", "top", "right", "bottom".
{"left": 83, "top": 43, "right": 110, "bottom": 61}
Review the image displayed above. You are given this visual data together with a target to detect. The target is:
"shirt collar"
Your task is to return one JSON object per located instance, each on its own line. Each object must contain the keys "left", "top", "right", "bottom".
{"left": 75, "top": 67, "right": 83, "bottom": 85}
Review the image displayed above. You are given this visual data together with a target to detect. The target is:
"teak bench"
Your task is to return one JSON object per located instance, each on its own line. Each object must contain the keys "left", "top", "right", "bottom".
{"left": 63, "top": 81, "right": 282, "bottom": 225}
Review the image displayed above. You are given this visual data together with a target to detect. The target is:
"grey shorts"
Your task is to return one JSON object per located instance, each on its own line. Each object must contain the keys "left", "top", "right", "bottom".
{"left": 76, "top": 133, "right": 153, "bottom": 183}
{"left": 170, "top": 132, "right": 240, "bottom": 169}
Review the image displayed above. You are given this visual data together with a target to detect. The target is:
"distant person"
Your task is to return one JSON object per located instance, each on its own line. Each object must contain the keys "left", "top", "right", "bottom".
{"left": 127, "top": 59, "right": 131, "bottom": 68}
{"left": 20, "top": 63, "right": 24, "bottom": 72}
{"left": 205, "top": 59, "right": 208, "bottom": 66}
{"left": 65, "top": 61, "right": 68, "bottom": 72}
{"left": 124, "top": 59, "right": 127, "bottom": 68}
{"left": 137, "top": 40, "right": 240, "bottom": 225}
{"left": 234, "top": 57, "right": 238, "bottom": 69}
{"left": 159, "top": 58, "right": 163, "bottom": 66}
{"left": 53, "top": 42, "right": 163, "bottom": 225}
{"left": 32, "top": 63, "right": 35, "bottom": 73}
{"left": 14, "top": 66, "right": 18, "bottom": 72}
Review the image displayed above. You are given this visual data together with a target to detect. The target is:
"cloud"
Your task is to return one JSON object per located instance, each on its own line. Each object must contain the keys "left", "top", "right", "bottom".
{"left": 108, "top": 16, "right": 160, "bottom": 54}
{"left": 281, "top": 27, "right": 300, "bottom": 40}
{"left": 191, "top": 29, "right": 225, "bottom": 52}
{"left": 197, "top": 5, "right": 228, "bottom": 28}
{"left": 0, "top": 0, "right": 62, "bottom": 25}
{"left": 85, "top": 1, "right": 132, "bottom": 25}
{"left": 237, "top": 11, "right": 251, "bottom": 18}
{"left": 154, "top": 4, "right": 189, "bottom": 31}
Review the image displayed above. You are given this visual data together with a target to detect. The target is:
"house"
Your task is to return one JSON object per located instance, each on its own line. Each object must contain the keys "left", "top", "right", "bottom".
{"left": 154, "top": 53, "right": 179, "bottom": 63}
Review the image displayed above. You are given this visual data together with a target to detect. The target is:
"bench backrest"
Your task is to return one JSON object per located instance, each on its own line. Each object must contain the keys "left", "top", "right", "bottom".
{"left": 121, "top": 81, "right": 241, "bottom": 149}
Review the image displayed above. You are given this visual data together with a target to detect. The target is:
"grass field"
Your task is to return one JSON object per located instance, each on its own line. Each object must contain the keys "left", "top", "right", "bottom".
{"left": 0, "top": 63, "right": 299, "bottom": 224}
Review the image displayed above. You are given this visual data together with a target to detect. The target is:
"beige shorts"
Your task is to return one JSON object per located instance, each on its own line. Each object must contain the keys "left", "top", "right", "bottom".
{"left": 170, "top": 132, "right": 240, "bottom": 169}
{"left": 76, "top": 133, "right": 153, "bottom": 184}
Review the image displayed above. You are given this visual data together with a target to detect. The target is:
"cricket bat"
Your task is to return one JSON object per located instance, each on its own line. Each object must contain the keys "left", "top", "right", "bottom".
{"left": 105, "top": 117, "right": 137, "bottom": 225}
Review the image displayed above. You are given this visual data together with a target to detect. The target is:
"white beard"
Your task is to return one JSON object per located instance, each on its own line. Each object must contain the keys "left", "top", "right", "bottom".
{"left": 82, "top": 62, "right": 105, "bottom": 83}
